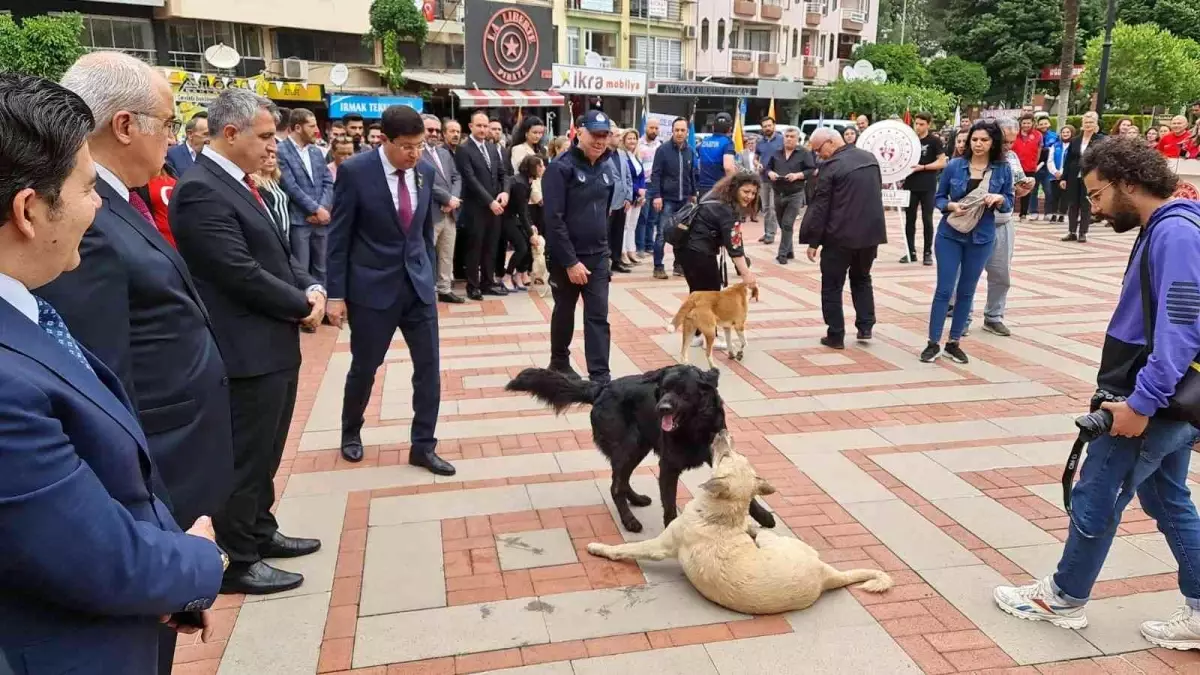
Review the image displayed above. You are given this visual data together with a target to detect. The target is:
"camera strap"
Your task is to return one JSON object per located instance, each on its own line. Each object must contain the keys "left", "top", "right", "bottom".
{"left": 1061, "top": 434, "right": 1087, "bottom": 517}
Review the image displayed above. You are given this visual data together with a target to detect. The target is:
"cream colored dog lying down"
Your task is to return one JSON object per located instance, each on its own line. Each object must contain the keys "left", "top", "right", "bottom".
{"left": 587, "top": 430, "right": 892, "bottom": 615}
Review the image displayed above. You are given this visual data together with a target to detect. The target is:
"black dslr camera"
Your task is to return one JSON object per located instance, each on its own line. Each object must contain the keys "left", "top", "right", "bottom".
{"left": 1074, "top": 390, "right": 1124, "bottom": 442}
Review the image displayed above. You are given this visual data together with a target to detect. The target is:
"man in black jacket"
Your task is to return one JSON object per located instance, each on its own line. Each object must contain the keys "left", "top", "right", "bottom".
{"left": 648, "top": 117, "right": 696, "bottom": 279}
{"left": 456, "top": 110, "right": 511, "bottom": 300}
{"left": 766, "top": 127, "right": 817, "bottom": 265}
{"left": 541, "top": 110, "right": 615, "bottom": 383}
{"left": 799, "top": 128, "right": 887, "bottom": 350}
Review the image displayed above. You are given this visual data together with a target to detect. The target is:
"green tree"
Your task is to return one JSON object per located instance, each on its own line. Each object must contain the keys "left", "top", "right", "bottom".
{"left": 1080, "top": 22, "right": 1200, "bottom": 111}
{"left": 1119, "top": 0, "right": 1200, "bottom": 44}
{"left": 935, "top": 0, "right": 1062, "bottom": 100}
{"left": 0, "top": 13, "right": 86, "bottom": 81}
{"left": 1055, "top": 0, "right": 1082, "bottom": 126}
{"left": 876, "top": 0, "right": 944, "bottom": 56}
{"left": 927, "top": 56, "right": 990, "bottom": 102}
{"left": 368, "top": 0, "right": 428, "bottom": 92}
{"left": 817, "top": 80, "right": 955, "bottom": 122}
{"left": 849, "top": 42, "right": 931, "bottom": 86}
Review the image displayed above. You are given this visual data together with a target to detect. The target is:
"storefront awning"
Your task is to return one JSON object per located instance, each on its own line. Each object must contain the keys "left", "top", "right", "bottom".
{"left": 402, "top": 70, "right": 466, "bottom": 88}
{"left": 452, "top": 89, "right": 565, "bottom": 108}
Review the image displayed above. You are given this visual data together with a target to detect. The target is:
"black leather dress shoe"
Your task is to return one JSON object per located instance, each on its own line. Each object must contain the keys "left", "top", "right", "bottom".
{"left": 438, "top": 292, "right": 465, "bottom": 304}
{"left": 260, "top": 531, "right": 321, "bottom": 559}
{"left": 409, "top": 451, "right": 456, "bottom": 476}
{"left": 220, "top": 561, "right": 304, "bottom": 595}
{"left": 341, "top": 433, "right": 364, "bottom": 463}
{"left": 467, "top": 288, "right": 484, "bottom": 301}
{"left": 483, "top": 285, "right": 509, "bottom": 296}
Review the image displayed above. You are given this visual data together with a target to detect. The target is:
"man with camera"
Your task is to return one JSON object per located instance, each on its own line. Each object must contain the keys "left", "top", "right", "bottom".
{"left": 994, "top": 136, "right": 1200, "bottom": 649}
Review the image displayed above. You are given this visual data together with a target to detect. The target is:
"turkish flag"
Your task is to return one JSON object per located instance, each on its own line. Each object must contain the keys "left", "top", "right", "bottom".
{"left": 421, "top": 0, "right": 435, "bottom": 21}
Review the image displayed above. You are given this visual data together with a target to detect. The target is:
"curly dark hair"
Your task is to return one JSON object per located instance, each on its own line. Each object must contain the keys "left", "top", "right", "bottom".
{"left": 710, "top": 172, "right": 762, "bottom": 216}
{"left": 966, "top": 120, "right": 1005, "bottom": 164}
{"left": 1080, "top": 135, "right": 1178, "bottom": 199}
{"left": 517, "top": 154, "right": 544, "bottom": 181}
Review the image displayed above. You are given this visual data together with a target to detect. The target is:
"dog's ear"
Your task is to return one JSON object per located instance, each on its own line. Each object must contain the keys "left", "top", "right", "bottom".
{"left": 756, "top": 477, "right": 777, "bottom": 496}
{"left": 699, "top": 367, "right": 720, "bottom": 390}
{"left": 640, "top": 366, "right": 672, "bottom": 388}
{"left": 700, "top": 476, "right": 733, "bottom": 499}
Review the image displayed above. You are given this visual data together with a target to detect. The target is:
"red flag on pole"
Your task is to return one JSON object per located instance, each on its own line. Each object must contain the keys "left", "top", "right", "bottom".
{"left": 903, "top": 108, "right": 912, "bottom": 125}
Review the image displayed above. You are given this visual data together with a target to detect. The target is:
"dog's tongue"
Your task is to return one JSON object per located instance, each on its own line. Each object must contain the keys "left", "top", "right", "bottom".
{"left": 660, "top": 414, "right": 676, "bottom": 432}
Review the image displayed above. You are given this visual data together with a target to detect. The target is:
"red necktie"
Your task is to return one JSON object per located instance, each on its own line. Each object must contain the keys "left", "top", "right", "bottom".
{"left": 397, "top": 170, "right": 412, "bottom": 234}
{"left": 127, "top": 191, "right": 155, "bottom": 226}
{"left": 243, "top": 175, "right": 267, "bottom": 209}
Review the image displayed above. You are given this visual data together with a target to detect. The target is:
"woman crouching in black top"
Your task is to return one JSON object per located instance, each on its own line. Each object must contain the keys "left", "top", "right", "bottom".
{"left": 503, "top": 154, "right": 545, "bottom": 291}
{"left": 678, "top": 172, "right": 760, "bottom": 295}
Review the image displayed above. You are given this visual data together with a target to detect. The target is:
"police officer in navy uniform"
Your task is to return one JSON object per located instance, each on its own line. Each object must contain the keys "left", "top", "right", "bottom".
{"left": 541, "top": 110, "right": 616, "bottom": 383}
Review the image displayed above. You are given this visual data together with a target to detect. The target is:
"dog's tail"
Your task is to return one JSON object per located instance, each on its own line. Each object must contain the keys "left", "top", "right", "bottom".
{"left": 505, "top": 368, "right": 602, "bottom": 415}
{"left": 821, "top": 567, "right": 893, "bottom": 594}
{"left": 667, "top": 296, "right": 698, "bottom": 334}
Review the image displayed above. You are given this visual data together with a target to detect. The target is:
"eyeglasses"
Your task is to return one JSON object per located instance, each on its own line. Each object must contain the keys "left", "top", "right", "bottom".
{"left": 131, "top": 111, "right": 182, "bottom": 137}
{"left": 425, "top": 127, "right": 441, "bottom": 134}
{"left": 1085, "top": 180, "right": 1114, "bottom": 204}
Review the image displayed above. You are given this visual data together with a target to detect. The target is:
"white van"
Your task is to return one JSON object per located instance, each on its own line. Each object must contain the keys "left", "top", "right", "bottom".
{"left": 797, "top": 119, "right": 856, "bottom": 142}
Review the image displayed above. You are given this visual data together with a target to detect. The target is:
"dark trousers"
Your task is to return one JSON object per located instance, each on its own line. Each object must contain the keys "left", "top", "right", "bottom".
{"left": 549, "top": 254, "right": 611, "bottom": 383}
{"left": 453, "top": 209, "right": 466, "bottom": 280}
{"left": 342, "top": 278, "right": 440, "bottom": 455}
{"left": 1068, "top": 201, "right": 1091, "bottom": 236}
{"left": 774, "top": 191, "right": 804, "bottom": 259}
{"left": 214, "top": 366, "right": 299, "bottom": 565}
{"left": 904, "top": 189, "right": 936, "bottom": 257}
{"left": 462, "top": 207, "right": 501, "bottom": 291}
{"left": 820, "top": 245, "right": 878, "bottom": 339}
{"left": 678, "top": 247, "right": 722, "bottom": 292}
{"left": 608, "top": 209, "right": 625, "bottom": 262}
{"left": 504, "top": 218, "right": 532, "bottom": 276}
{"left": 158, "top": 627, "right": 176, "bottom": 675}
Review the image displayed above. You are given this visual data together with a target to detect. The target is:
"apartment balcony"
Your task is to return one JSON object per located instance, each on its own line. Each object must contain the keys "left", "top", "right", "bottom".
{"left": 841, "top": 7, "right": 867, "bottom": 32}
{"left": 801, "top": 54, "right": 819, "bottom": 81}
{"left": 631, "top": 0, "right": 684, "bottom": 23}
{"left": 761, "top": 0, "right": 784, "bottom": 20}
{"left": 730, "top": 49, "right": 779, "bottom": 77}
{"left": 732, "top": 0, "right": 784, "bottom": 23}
{"left": 630, "top": 58, "right": 684, "bottom": 81}
{"left": 804, "top": 1, "right": 825, "bottom": 26}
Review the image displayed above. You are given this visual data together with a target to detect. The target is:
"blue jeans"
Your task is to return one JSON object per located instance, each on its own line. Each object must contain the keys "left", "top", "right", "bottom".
{"left": 929, "top": 232, "right": 995, "bottom": 343}
{"left": 656, "top": 200, "right": 684, "bottom": 269}
{"left": 637, "top": 203, "right": 659, "bottom": 253}
{"left": 1053, "top": 418, "right": 1200, "bottom": 604}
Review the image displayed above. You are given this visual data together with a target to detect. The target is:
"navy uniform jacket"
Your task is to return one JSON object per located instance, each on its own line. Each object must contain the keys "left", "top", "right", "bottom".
{"left": 38, "top": 179, "right": 233, "bottom": 529}
{"left": 0, "top": 298, "right": 223, "bottom": 675}
{"left": 326, "top": 150, "right": 437, "bottom": 309}
{"left": 540, "top": 146, "right": 615, "bottom": 268}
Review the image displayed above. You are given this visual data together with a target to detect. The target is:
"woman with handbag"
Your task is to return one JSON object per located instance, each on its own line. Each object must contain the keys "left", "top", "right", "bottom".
{"left": 921, "top": 121, "right": 1014, "bottom": 364}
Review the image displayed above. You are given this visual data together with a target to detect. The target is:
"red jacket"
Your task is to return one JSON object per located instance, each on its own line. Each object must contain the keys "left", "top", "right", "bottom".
{"left": 1158, "top": 131, "right": 1198, "bottom": 159}
{"left": 1011, "top": 130, "right": 1042, "bottom": 173}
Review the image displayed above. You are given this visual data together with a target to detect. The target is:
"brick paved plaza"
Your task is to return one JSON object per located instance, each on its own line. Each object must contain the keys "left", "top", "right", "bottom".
{"left": 180, "top": 215, "right": 1200, "bottom": 675}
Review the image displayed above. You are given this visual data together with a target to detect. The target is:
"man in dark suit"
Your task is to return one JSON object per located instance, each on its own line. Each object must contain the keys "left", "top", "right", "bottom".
{"left": 421, "top": 114, "right": 465, "bottom": 304}
{"left": 455, "top": 109, "right": 511, "bottom": 300}
{"left": 172, "top": 88, "right": 326, "bottom": 596}
{"left": 325, "top": 105, "right": 455, "bottom": 476}
{"left": 165, "top": 112, "right": 208, "bottom": 176}
{"left": 38, "top": 54, "right": 233, "bottom": 675}
{"left": 0, "top": 72, "right": 227, "bottom": 675}
{"left": 278, "top": 108, "right": 334, "bottom": 301}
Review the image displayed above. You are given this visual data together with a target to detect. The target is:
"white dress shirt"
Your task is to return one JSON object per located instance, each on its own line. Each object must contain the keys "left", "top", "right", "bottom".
{"left": 188, "top": 145, "right": 198, "bottom": 162}
{"left": 292, "top": 138, "right": 314, "bottom": 181}
{"left": 94, "top": 163, "right": 130, "bottom": 201}
{"left": 201, "top": 146, "right": 252, "bottom": 193}
{"left": 378, "top": 146, "right": 418, "bottom": 214}
{"left": 0, "top": 270, "right": 37, "bottom": 325}
{"left": 473, "top": 136, "right": 492, "bottom": 168}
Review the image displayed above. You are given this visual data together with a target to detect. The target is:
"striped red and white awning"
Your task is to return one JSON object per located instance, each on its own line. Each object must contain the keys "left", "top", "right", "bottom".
{"left": 451, "top": 89, "right": 565, "bottom": 108}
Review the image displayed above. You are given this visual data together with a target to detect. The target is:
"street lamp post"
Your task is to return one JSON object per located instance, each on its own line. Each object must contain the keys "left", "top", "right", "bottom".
{"left": 1094, "top": 0, "right": 1118, "bottom": 115}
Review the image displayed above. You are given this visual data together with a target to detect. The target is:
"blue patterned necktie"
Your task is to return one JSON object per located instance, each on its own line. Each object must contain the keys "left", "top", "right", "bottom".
{"left": 35, "top": 296, "right": 94, "bottom": 374}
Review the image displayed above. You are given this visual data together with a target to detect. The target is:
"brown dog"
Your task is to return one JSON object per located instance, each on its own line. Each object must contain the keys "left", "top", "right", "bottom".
{"left": 668, "top": 282, "right": 758, "bottom": 369}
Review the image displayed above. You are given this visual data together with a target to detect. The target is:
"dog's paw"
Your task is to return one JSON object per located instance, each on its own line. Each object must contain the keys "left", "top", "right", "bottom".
{"left": 586, "top": 542, "right": 611, "bottom": 558}
{"left": 628, "top": 493, "right": 653, "bottom": 507}
{"left": 759, "top": 511, "right": 777, "bottom": 528}
{"left": 622, "top": 517, "right": 644, "bottom": 533}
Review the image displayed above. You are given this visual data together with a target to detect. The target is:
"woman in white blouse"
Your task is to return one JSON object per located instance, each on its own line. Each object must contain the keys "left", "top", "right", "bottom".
{"left": 251, "top": 146, "right": 290, "bottom": 238}
{"left": 619, "top": 129, "right": 646, "bottom": 268}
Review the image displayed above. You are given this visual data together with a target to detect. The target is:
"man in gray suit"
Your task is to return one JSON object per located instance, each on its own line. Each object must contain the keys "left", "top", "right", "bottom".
{"left": 422, "top": 114, "right": 464, "bottom": 304}
{"left": 278, "top": 108, "right": 335, "bottom": 323}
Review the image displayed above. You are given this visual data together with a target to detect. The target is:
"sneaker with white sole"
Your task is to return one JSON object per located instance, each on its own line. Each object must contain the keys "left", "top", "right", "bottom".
{"left": 1141, "top": 606, "right": 1200, "bottom": 650}
{"left": 689, "top": 335, "right": 727, "bottom": 350}
{"left": 993, "top": 577, "right": 1088, "bottom": 629}
{"left": 690, "top": 335, "right": 704, "bottom": 347}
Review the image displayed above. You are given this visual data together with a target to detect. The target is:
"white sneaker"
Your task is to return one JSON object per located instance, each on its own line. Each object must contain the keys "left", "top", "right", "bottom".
{"left": 993, "top": 576, "right": 1088, "bottom": 629}
{"left": 690, "top": 335, "right": 704, "bottom": 347}
{"left": 689, "top": 335, "right": 727, "bottom": 350}
{"left": 714, "top": 337, "right": 727, "bottom": 350}
{"left": 1142, "top": 606, "right": 1200, "bottom": 650}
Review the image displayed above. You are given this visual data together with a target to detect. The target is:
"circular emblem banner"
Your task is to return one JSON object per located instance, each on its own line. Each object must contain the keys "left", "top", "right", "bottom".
{"left": 856, "top": 120, "right": 922, "bottom": 185}
{"left": 483, "top": 8, "right": 540, "bottom": 87}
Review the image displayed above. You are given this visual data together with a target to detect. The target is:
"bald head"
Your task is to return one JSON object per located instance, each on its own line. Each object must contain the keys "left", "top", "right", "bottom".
{"left": 809, "top": 127, "right": 844, "bottom": 159}
{"left": 60, "top": 51, "right": 175, "bottom": 188}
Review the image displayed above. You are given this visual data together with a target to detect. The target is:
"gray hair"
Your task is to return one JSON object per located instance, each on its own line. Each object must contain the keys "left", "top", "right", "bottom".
{"left": 996, "top": 117, "right": 1019, "bottom": 132}
{"left": 208, "top": 88, "right": 276, "bottom": 134}
{"left": 61, "top": 51, "right": 164, "bottom": 135}
{"left": 808, "top": 127, "right": 841, "bottom": 147}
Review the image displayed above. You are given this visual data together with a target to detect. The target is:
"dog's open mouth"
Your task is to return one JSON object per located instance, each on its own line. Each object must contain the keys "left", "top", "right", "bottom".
{"left": 660, "top": 414, "right": 677, "bottom": 432}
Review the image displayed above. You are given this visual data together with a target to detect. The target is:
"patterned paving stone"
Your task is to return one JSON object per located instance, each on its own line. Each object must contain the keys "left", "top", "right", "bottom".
{"left": 1078, "top": 591, "right": 1180, "bottom": 655}
{"left": 872, "top": 452, "right": 984, "bottom": 500}
{"left": 705, "top": 626, "right": 921, "bottom": 674}
{"left": 496, "top": 528, "right": 579, "bottom": 570}
{"left": 540, "top": 582, "right": 749, "bottom": 642}
{"left": 845, "top": 499, "right": 982, "bottom": 571}
{"left": 571, "top": 645, "right": 719, "bottom": 675}
{"left": 219, "top": 593, "right": 329, "bottom": 675}
{"left": 932, "top": 496, "right": 1058, "bottom": 549}
{"left": 370, "top": 486, "right": 533, "bottom": 526}
{"left": 243, "top": 493, "right": 347, "bottom": 603}
{"left": 1000, "top": 538, "right": 1174, "bottom": 582}
{"left": 360, "top": 522, "right": 445, "bottom": 616}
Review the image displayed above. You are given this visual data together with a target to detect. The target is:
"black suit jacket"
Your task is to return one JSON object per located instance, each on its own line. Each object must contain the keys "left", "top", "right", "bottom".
{"left": 38, "top": 179, "right": 233, "bottom": 528}
{"left": 1061, "top": 133, "right": 1105, "bottom": 204}
{"left": 170, "top": 153, "right": 317, "bottom": 380}
{"left": 455, "top": 138, "right": 510, "bottom": 217}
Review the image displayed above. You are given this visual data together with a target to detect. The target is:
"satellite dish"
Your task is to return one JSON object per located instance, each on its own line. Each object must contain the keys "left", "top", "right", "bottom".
{"left": 329, "top": 63, "right": 349, "bottom": 87}
{"left": 842, "top": 65, "right": 858, "bottom": 81}
{"left": 872, "top": 69, "right": 888, "bottom": 83}
{"left": 853, "top": 60, "right": 874, "bottom": 77}
{"left": 204, "top": 44, "right": 241, "bottom": 70}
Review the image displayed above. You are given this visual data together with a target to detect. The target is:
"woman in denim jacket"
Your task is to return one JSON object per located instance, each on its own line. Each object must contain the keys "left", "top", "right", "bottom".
{"left": 921, "top": 121, "right": 1014, "bottom": 364}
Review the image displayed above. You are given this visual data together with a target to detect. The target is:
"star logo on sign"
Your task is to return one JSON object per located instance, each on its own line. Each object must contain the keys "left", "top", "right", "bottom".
{"left": 503, "top": 36, "right": 521, "bottom": 58}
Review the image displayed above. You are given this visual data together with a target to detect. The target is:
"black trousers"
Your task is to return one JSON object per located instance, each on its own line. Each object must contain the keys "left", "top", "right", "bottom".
{"left": 608, "top": 209, "right": 625, "bottom": 262}
{"left": 504, "top": 218, "right": 532, "bottom": 276}
{"left": 214, "top": 366, "right": 299, "bottom": 565}
{"left": 820, "top": 245, "right": 878, "bottom": 339}
{"left": 462, "top": 207, "right": 501, "bottom": 291}
{"left": 678, "top": 247, "right": 722, "bottom": 292}
{"left": 158, "top": 626, "right": 176, "bottom": 675}
{"left": 1068, "top": 202, "right": 1091, "bottom": 236}
{"left": 549, "top": 253, "right": 611, "bottom": 383}
{"left": 904, "top": 189, "right": 936, "bottom": 257}
{"left": 494, "top": 219, "right": 509, "bottom": 280}
{"left": 342, "top": 278, "right": 440, "bottom": 455}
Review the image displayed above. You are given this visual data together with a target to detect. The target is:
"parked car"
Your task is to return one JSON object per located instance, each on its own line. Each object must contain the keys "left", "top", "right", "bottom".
{"left": 797, "top": 118, "right": 856, "bottom": 142}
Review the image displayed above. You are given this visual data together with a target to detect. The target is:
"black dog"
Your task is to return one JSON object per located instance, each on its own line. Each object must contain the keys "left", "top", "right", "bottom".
{"left": 506, "top": 364, "right": 776, "bottom": 533}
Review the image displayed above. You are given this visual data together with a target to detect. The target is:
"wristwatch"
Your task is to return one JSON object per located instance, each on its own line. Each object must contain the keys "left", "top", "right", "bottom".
{"left": 218, "top": 546, "right": 230, "bottom": 572}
